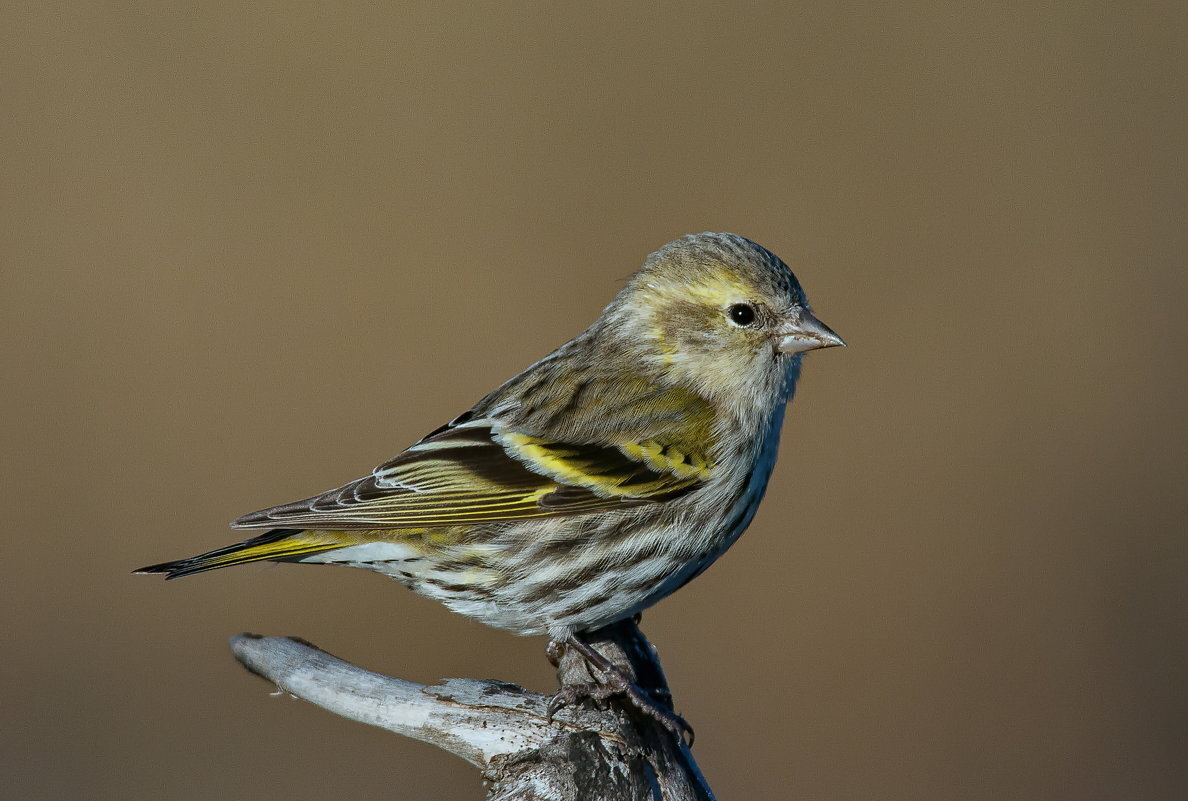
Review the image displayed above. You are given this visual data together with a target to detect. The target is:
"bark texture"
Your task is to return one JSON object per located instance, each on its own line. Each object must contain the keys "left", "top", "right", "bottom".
{"left": 230, "top": 619, "right": 714, "bottom": 800}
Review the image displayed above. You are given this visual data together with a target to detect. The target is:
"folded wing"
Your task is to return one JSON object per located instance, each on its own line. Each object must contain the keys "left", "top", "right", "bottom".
{"left": 231, "top": 418, "right": 712, "bottom": 530}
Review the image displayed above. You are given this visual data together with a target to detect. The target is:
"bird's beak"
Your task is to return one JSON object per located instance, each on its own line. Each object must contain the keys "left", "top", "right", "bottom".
{"left": 777, "top": 311, "right": 846, "bottom": 354}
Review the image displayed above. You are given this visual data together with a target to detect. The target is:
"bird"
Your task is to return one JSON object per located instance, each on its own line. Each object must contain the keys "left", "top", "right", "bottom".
{"left": 136, "top": 232, "right": 843, "bottom": 736}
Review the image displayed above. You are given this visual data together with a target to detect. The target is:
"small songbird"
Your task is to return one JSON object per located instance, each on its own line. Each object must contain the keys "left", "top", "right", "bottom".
{"left": 136, "top": 233, "right": 843, "bottom": 730}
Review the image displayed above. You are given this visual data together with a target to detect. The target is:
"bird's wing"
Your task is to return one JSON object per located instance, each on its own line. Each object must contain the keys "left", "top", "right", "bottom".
{"left": 230, "top": 418, "right": 712, "bottom": 530}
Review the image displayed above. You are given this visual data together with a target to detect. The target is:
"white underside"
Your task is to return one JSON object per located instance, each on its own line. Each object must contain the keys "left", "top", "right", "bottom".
{"left": 299, "top": 542, "right": 425, "bottom": 564}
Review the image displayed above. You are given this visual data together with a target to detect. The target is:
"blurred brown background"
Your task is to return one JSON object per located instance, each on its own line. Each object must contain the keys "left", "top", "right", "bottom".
{"left": 2, "top": 2, "right": 1184, "bottom": 799}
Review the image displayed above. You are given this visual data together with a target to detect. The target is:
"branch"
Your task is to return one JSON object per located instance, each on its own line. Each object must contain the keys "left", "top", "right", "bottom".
{"left": 229, "top": 620, "right": 715, "bottom": 800}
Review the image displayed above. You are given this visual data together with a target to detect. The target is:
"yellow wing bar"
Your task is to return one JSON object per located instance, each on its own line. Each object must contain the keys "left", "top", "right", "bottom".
{"left": 232, "top": 420, "right": 713, "bottom": 531}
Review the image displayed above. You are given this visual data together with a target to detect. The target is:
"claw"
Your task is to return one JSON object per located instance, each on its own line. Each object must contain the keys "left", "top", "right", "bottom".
{"left": 547, "top": 634, "right": 695, "bottom": 746}
{"left": 619, "top": 682, "right": 695, "bottom": 746}
{"left": 546, "top": 681, "right": 619, "bottom": 721}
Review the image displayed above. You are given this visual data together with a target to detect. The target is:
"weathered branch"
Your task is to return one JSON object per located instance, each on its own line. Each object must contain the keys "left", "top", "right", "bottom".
{"left": 230, "top": 619, "right": 715, "bottom": 800}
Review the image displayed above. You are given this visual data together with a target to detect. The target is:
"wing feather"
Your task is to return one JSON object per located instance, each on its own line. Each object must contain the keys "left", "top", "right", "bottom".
{"left": 231, "top": 419, "right": 712, "bottom": 530}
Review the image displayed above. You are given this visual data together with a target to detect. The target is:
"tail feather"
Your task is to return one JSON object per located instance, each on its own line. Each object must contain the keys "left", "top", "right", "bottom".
{"left": 134, "top": 529, "right": 338, "bottom": 579}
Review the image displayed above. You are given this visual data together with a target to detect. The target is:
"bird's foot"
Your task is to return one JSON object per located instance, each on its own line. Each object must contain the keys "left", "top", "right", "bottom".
{"left": 547, "top": 635, "right": 694, "bottom": 746}
{"left": 546, "top": 678, "right": 624, "bottom": 719}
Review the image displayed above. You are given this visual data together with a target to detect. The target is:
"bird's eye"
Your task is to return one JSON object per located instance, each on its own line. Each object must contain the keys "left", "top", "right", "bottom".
{"left": 727, "top": 303, "right": 757, "bottom": 327}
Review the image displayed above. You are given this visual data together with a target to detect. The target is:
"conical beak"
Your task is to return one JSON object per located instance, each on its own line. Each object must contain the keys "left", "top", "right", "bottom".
{"left": 777, "top": 311, "right": 846, "bottom": 354}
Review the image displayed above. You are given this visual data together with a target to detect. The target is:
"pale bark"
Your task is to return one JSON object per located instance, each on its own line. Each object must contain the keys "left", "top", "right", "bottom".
{"left": 230, "top": 619, "right": 715, "bottom": 800}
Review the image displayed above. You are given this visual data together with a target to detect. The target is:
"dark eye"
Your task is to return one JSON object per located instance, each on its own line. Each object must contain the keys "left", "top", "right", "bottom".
{"left": 727, "top": 303, "right": 757, "bottom": 326}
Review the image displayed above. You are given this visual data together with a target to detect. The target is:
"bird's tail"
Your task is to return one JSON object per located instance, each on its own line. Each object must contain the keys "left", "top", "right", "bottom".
{"left": 133, "top": 529, "right": 340, "bottom": 580}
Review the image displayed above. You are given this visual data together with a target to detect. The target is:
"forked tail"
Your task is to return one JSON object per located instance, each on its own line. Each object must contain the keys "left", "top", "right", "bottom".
{"left": 133, "top": 529, "right": 339, "bottom": 579}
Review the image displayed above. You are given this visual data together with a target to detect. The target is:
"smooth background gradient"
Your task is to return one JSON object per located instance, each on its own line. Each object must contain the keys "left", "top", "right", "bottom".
{"left": 3, "top": 3, "right": 1183, "bottom": 799}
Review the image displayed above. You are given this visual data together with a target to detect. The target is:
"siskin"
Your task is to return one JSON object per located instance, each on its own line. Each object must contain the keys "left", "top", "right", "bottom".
{"left": 137, "top": 233, "right": 843, "bottom": 729}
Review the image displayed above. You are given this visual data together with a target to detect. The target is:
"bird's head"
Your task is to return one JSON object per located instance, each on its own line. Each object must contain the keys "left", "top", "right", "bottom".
{"left": 606, "top": 232, "right": 843, "bottom": 413}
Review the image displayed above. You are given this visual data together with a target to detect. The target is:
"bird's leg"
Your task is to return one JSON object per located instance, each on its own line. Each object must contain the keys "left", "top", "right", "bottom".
{"left": 546, "top": 632, "right": 694, "bottom": 746}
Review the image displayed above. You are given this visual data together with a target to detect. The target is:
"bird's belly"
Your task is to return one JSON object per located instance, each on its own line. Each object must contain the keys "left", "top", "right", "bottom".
{"left": 608, "top": 430, "right": 782, "bottom": 625}
{"left": 300, "top": 541, "right": 499, "bottom": 598}
{"left": 482, "top": 473, "right": 775, "bottom": 637}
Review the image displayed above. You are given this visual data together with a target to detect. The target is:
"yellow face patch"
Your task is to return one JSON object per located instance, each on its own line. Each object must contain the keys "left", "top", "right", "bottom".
{"left": 637, "top": 267, "right": 754, "bottom": 310}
